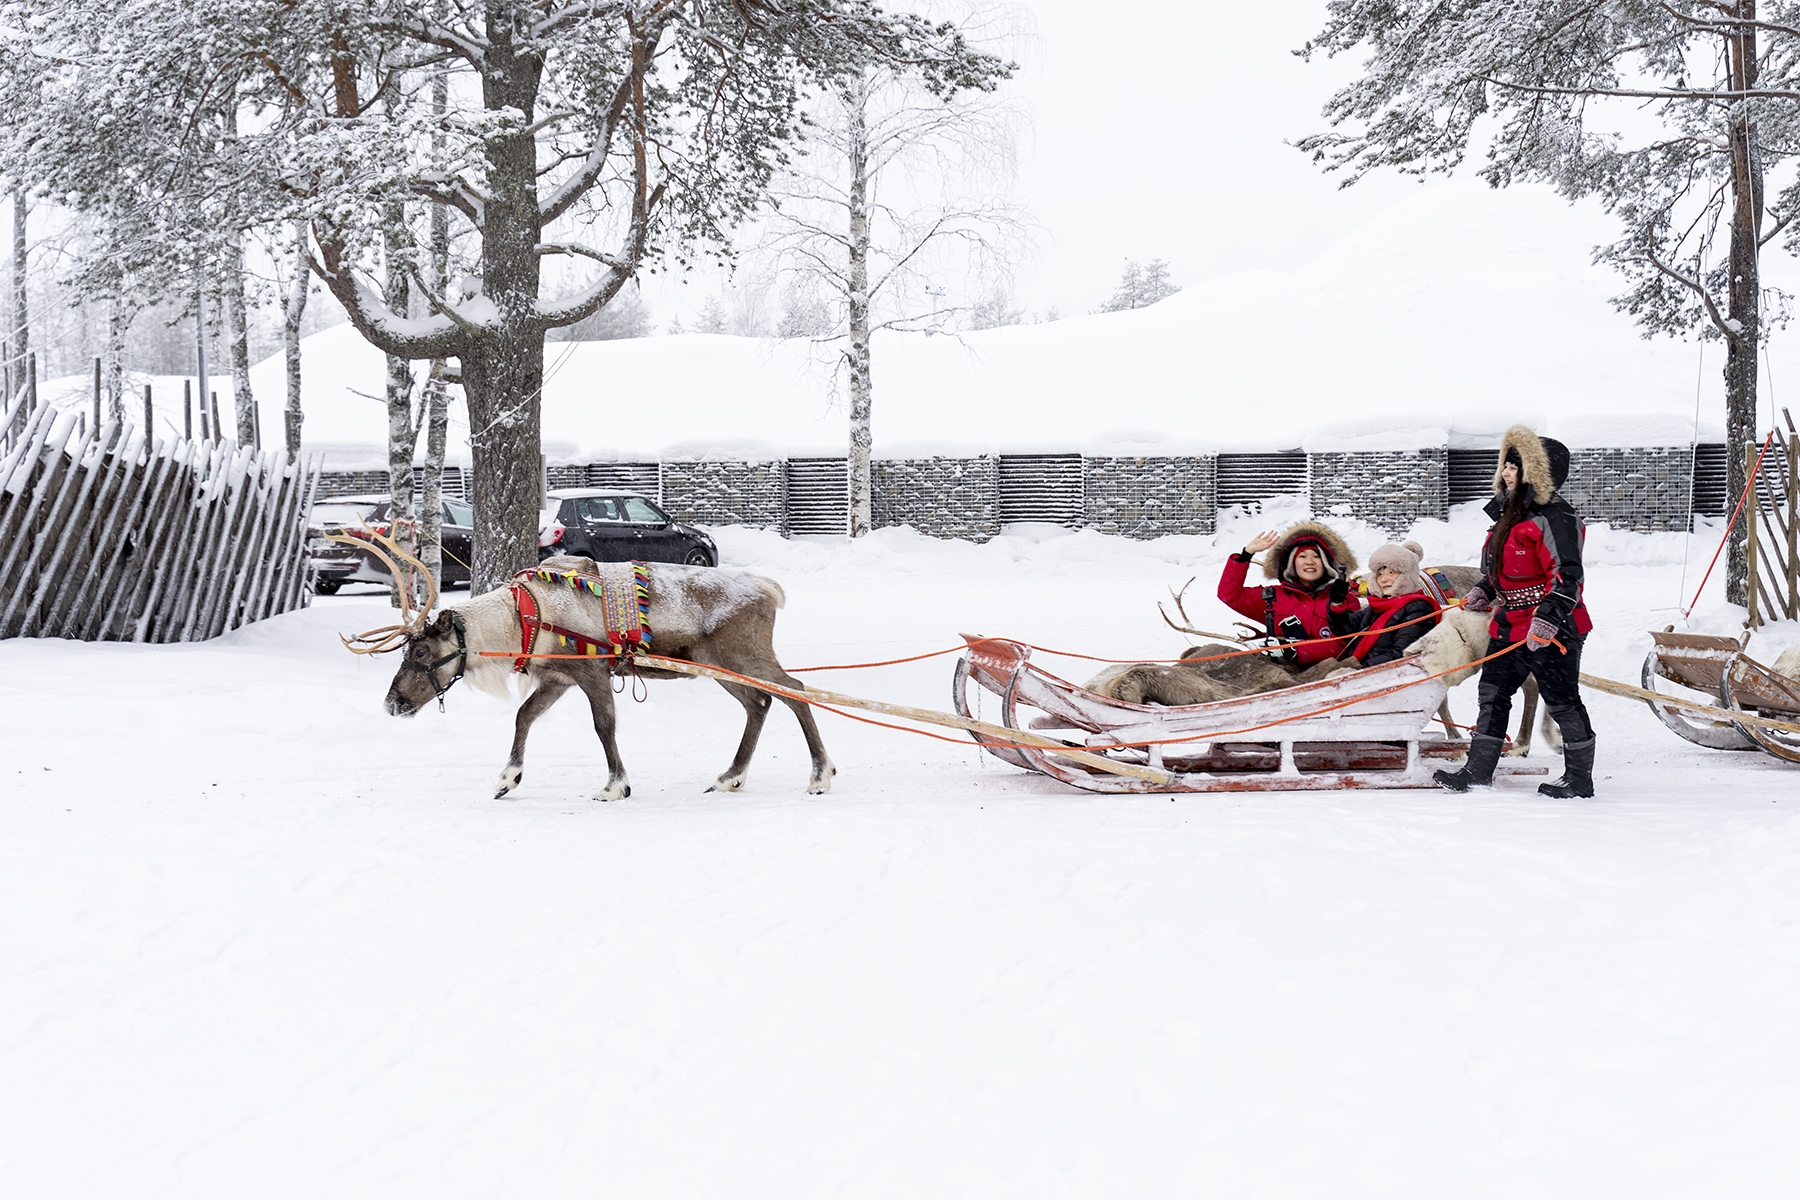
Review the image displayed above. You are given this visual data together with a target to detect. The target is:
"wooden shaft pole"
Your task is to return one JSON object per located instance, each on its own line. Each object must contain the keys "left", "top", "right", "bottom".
{"left": 1579, "top": 671, "right": 1800, "bottom": 735}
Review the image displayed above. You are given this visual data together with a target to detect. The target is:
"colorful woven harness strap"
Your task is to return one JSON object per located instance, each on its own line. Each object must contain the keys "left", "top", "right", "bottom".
{"left": 510, "top": 564, "right": 652, "bottom": 668}
{"left": 1420, "top": 567, "right": 1457, "bottom": 607}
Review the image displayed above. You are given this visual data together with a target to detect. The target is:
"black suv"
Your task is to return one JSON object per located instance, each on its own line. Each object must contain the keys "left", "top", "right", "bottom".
{"left": 539, "top": 489, "right": 716, "bottom": 566}
{"left": 308, "top": 495, "right": 476, "bottom": 594}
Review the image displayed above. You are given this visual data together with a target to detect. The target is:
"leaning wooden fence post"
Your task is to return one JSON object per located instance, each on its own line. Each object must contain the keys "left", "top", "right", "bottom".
{"left": 1778, "top": 433, "right": 1792, "bottom": 618}
{"left": 1748, "top": 441, "right": 1762, "bottom": 628}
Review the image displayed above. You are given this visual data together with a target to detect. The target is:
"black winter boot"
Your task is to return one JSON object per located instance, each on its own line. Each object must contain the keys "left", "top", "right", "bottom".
{"left": 1434, "top": 735, "right": 1504, "bottom": 793}
{"left": 1538, "top": 739, "right": 1596, "bottom": 799}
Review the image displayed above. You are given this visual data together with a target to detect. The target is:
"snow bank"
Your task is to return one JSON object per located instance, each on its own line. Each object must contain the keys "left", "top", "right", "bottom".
{"left": 35, "top": 180, "right": 1777, "bottom": 470}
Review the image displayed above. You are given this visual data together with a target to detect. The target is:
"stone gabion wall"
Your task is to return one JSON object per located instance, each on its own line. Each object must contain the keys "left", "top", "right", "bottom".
{"left": 659, "top": 459, "right": 786, "bottom": 530}
{"left": 313, "top": 445, "right": 1707, "bottom": 538}
{"left": 1309, "top": 449, "right": 1449, "bottom": 535}
{"left": 872, "top": 456, "right": 1000, "bottom": 541}
{"left": 316, "top": 470, "right": 390, "bottom": 498}
{"left": 1083, "top": 456, "right": 1216, "bottom": 538}
{"left": 1561, "top": 447, "right": 1696, "bottom": 533}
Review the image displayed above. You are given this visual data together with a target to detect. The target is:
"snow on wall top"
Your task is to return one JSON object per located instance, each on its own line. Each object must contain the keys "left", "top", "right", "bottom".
{"left": 36, "top": 180, "right": 1761, "bottom": 470}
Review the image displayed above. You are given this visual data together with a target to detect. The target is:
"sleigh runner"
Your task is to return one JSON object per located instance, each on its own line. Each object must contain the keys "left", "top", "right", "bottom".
{"left": 952, "top": 635, "right": 1547, "bottom": 793}
{"left": 1635, "top": 628, "right": 1800, "bottom": 762}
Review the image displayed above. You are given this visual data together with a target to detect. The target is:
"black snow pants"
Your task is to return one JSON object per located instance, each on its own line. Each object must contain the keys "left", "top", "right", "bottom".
{"left": 1474, "top": 634, "right": 1595, "bottom": 746}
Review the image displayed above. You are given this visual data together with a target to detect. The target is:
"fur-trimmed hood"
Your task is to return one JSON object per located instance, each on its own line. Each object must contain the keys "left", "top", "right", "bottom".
{"left": 1492, "top": 424, "right": 1568, "bottom": 501}
{"left": 1261, "top": 521, "right": 1357, "bottom": 587}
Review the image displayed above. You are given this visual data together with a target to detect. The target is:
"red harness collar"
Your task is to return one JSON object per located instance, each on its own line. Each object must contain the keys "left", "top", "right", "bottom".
{"left": 510, "top": 580, "right": 616, "bottom": 672}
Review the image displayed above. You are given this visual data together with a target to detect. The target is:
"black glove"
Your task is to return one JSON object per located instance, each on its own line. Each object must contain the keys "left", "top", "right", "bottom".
{"left": 1328, "top": 578, "right": 1348, "bottom": 606}
{"left": 1277, "top": 616, "right": 1308, "bottom": 642}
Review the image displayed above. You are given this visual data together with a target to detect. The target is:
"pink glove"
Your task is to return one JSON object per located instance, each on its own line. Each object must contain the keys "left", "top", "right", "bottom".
{"left": 1526, "top": 616, "right": 1559, "bottom": 650}
{"left": 1461, "top": 584, "right": 1491, "bottom": 613}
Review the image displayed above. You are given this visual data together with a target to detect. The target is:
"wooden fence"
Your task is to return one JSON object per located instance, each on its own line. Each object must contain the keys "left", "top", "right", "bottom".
{"left": 0, "top": 389, "right": 322, "bottom": 642}
{"left": 1744, "top": 422, "right": 1799, "bottom": 627}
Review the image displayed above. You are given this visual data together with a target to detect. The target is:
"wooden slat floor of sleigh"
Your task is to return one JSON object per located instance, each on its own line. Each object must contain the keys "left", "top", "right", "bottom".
{"left": 953, "top": 636, "right": 1548, "bottom": 794}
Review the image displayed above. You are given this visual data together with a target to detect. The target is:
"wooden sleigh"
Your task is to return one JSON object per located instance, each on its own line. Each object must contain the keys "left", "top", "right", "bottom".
{"left": 1640, "top": 629, "right": 1800, "bottom": 762}
{"left": 951, "top": 636, "right": 1548, "bottom": 793}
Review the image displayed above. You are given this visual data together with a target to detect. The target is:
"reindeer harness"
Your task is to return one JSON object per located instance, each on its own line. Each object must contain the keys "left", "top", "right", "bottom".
{"left": 509, "top": 564, "right": 652, "bottom": 673}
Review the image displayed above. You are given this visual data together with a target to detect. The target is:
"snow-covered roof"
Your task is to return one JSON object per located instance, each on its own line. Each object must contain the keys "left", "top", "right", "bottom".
{"left": 39, "top": 179, "right": 1771, "bottom": 470}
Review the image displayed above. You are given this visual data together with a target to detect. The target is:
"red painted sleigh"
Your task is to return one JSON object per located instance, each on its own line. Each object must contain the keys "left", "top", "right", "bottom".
{"left": 951, "top": 635, "right": 1547, "bottom": 793}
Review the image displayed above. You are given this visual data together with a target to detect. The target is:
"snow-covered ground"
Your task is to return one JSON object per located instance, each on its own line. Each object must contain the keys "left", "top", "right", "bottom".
{"left": 4, "top": 503, "right": 1799, "bottom": 1197}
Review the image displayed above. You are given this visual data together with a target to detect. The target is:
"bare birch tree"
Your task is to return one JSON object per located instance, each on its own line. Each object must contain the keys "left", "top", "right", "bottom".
{"left": 765, "top": 61, "right": 1025, "bottom": 536}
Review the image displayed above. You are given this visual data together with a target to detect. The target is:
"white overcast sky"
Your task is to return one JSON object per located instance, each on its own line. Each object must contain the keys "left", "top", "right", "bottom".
{"left": 1007, "top": 0, "right": 1421, "bottom": 311}
{"left": 636, "top": 0, "right": 1430, "bottom": 324}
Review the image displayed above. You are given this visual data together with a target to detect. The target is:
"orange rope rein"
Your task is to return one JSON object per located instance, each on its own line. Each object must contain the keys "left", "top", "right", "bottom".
{"left": 478, "top": 638, "right": 1525, "bottom": 755}
{"left": 787, "top": 604, "right": 1464, "bottom": 673}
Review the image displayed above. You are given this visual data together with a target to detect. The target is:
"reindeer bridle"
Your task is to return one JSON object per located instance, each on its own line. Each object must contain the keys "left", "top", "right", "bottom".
{"left": 332, "top": 523, "right": 469, "bottom": 711}
{"left": 400, "top": 610, "right": 468, "bottom": 710}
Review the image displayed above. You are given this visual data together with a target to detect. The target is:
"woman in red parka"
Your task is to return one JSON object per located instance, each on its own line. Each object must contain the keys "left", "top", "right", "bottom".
{"left": 1218, "top": 521, "right": 1362, "bottom": 667}
{"left": 1434, "top": 425, "right": 1596, "bottom": 799}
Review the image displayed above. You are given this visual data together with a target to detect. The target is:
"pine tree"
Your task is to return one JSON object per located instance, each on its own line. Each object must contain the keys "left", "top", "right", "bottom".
{"left": 1095, "top": 259, "right": 1179, "bottom": 313}
{"left": 1297, "top": 0, "right": 1800, "bottom": 605}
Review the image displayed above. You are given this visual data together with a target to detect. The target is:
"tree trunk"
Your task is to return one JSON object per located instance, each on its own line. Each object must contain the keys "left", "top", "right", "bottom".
{"left": 419, "top": 364, "right": 449, "bottom": 589}
{"left": 283, "top": 224, "right": 308, "bottom": 460}
{"left": 462, "top": 28, "right": 548, "bottom": 592}
{"left": 420, "top": 68, "right": 451, "bottom": 591}
{"left": 461, "top": 329, "right": 543, "bottom": 591}
{"left": 10, "top": 189, "right": 30, "bottom": 439}
{"left": 224, "top": 246, "right": 255, "bottom": 445}
{"left": 385, "top": 209, "right": 420, "bottom": 609}
{"left": 1725, "top": 4, "right": 1762, "bottom": 608}
{"left": 105, "top": 298, "right": 129, "bottom": 423}
{"left": 845, "top": 72, "right": 873, "bottom": 538}
{"left": 195, "top": 271, "right": 211, "bottom": 441}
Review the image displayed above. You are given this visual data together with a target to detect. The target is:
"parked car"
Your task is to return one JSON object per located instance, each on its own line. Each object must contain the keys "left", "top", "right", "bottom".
{"left": 538, "top": 489, "right": 717, "bottom": 566}
{"left": 307, "top": 494, "right": 476, "bottom": 594}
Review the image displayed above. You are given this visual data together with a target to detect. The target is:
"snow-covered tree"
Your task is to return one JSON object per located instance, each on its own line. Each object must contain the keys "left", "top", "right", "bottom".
{"left": 1095, "top": 259, "right": 1178, "bottom": 313}
{"left": 966, "top": 286, "right": 1023, "bottom": 329}
{"left": 776, "top": 277, "right": 832, "bottom": 337}
{"left": 549, "top": 285, "right": 651, "bottom": 341}
{"left": 284, "top": 1, "right": 1007, "bottom": 587}
{"left": 1297, "top": 0, "right": 1800, "bottom": 605}
{"left": 1, "top": 0, "right": 1007, "bottom": 591}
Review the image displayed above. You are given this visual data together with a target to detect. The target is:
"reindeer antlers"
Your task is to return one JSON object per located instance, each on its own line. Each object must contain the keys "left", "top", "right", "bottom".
{"left": 328, "top": 523, "right": 441, "bottom": 655}
{"left": 1157, "top": 576, "right": 1253, "bottom": 644}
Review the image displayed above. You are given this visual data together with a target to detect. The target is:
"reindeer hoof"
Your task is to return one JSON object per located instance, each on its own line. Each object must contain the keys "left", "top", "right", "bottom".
{"left": 494, "top": 765, "right": 523, "bottom": 799}
{"left": 598, "top": 779, "right": 630, "bottom": 802}
{"left": 707, "top": 773, "right": 745, "bottom": 794}
{"left": 806, "top": 764, "right": 837, "bottom": 795}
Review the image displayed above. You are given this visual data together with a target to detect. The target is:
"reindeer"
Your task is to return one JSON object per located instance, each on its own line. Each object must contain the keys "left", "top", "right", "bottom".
{"left": 338, "top": 537, "right": 835, "bottom": 801}
{"left": 1147, "top": 571, "right": 1555, "bottom": 755}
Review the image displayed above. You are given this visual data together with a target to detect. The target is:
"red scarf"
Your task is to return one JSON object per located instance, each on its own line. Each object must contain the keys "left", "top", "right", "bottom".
{"left": 1349, "top": 590, "right": 1440, "bottom": 661}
